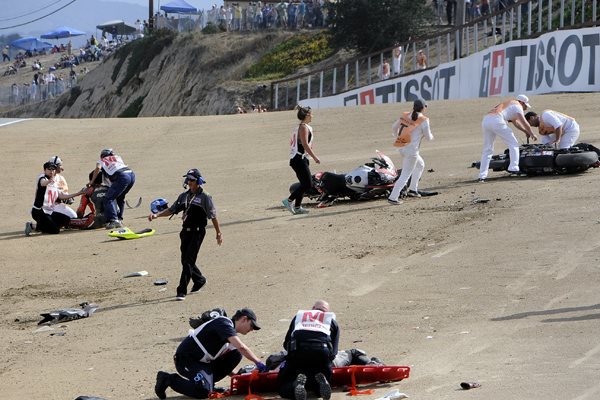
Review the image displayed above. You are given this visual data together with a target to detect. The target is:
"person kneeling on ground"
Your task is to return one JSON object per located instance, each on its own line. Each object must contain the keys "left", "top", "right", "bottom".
{"left": 154, "top": 308, "right": 267, "bottom": 399}
{"left": 26, "top": 162, "right": 85, "bottom": 235}
{"left": 278, "top": 300, "right": 339, "bottom": 400}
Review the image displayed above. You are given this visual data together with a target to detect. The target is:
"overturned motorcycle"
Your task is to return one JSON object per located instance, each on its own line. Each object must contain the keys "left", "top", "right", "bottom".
{"left": 289, "top": 151, "right": 436, "bottom": 208}
{"left": 472, "top": 143, "right": 600, "bottom": 176}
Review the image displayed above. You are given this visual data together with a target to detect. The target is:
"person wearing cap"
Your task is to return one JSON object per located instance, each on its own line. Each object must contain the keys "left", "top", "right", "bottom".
{"left": 278, "top": 300, "right": 339, "bottom": 400}
{"left": 387, "top": 99, "right": 434, "bottom": 205}
{"left": 155, "top": 307, "right": 267, "bottom": 399}
{"left": 25, "top": 162, "right": 85, "bottom": 235}
{"left": 283, "top": 104, "right": 321, "bottom": 215}
{"left": 478, "top": 94, "right": 537, "bottom": 182}
{"left": 525, "top": 109, "right": 580, "bottom": 149}
{"left": 148, "top": 168, "right": 222, "bottom": 301}
{"left": 88, "top": 148, "right": 136, "bottom": 229}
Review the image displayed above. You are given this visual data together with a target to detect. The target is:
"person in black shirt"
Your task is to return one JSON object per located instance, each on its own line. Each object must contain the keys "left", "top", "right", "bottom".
{"left": 282, "top": 105, "right": 321, "bottom": 215}
{"left": 154, "top": 308, "right": 267, "bottom": 399}
{"left": 148, "top": 168, "right": 223, "bottom": 301}
{"left": 278, "top": 300, "right": 339, "bottom": 400}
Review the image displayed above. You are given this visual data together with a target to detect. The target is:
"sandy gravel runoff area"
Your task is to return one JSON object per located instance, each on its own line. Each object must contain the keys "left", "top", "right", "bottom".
{"left": 2, "top": 92, "right": 600, "bottom": 400}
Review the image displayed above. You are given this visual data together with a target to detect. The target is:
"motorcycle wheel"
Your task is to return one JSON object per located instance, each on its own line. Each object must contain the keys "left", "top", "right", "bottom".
{"left": 555, "top": 151, "right": 598, "bottom": 171}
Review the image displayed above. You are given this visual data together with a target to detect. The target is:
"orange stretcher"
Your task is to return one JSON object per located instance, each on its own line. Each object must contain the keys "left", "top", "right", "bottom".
{"left": 230, "top": 366, "right": 410, "bottom": 395}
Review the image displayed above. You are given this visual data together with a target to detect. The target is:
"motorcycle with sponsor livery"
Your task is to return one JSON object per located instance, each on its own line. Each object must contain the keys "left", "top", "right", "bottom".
{"left": 289, "top": 151, "right": 400, "bottom": 208}
{"left": 472, "top": 142, "right": 600, "bottom": 175}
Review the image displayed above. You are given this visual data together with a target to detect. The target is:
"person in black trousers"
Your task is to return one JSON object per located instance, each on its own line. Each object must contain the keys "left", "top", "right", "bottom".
{"left": 278, "top": 300, "right": 339, "bottom": 400}
{"left": 154, "top": 308, "right": 267, "bottom": 399}
{"left": 148, "top": 168, "right": 222, "bottom": 301}
{"left": 282, "top": 105, "right": 321, "bottom": 215}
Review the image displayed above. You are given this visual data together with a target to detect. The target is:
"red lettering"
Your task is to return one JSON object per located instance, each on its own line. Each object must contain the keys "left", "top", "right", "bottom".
{"left": 359, "top": 89, "right": 375, "bottom": 105}
{"left": 47, "top": 190, "right": 57, "bottom": 205}
{"left": 102, "top": 155, "right": 117, "bottom": 166}
{"left": 302, "top": 311, "right": 325, "bottom": 323}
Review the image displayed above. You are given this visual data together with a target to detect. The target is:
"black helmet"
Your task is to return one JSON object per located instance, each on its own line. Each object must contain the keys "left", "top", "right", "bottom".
{"left": 100, "top": 148, "right": 114, "bottom": 158}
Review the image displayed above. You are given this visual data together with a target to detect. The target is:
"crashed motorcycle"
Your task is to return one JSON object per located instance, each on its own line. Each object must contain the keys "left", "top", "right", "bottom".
{"left": 472, "top": 143, "right": 600, "bottom": 176}
{"left": 289, "top": 151, "right": 399, "bottom": 208}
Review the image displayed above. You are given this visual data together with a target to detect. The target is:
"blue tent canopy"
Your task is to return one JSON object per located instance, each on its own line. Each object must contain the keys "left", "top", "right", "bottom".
{"left": 9, "top": 37, "right": 53, "bottom": 52}
{"left": 41, "top": 26, "right": 85, "bottom": 40}
{"left": 160, "top": 0, "right": 197, "bottom": 14}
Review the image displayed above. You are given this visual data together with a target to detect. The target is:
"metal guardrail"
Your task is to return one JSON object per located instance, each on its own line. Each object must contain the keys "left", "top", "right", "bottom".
{"left": 271, "top": 0, "right": 599, "bottom": 110}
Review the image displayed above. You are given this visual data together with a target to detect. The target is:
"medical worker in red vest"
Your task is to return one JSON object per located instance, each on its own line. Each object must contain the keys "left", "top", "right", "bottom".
{"left": 278, "top": 300, "right": 339, "bottom": 400}
{"left": 387, "top": 99, "right": 434, "bottom": 205}
{"left": 478, "top": 94, "right": 537, "bottom": 182}
{"left": 525, "top": 110, "right": 580, "bottom": 149}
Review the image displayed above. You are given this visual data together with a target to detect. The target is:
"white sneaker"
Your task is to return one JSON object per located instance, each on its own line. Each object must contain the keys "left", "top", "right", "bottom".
{"left": 294, "top": 207, "right": 309, "bottom": 214}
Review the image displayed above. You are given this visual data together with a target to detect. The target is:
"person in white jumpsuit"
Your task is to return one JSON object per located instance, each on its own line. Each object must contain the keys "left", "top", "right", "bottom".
{"left": 524, "top": 110, "right": 580, "bottom": 149}
{"left": 478, "top": 94, "right": 537, "bottom": 181}
{"left": 388, "top": 99, "right": 434, "bottom": 205}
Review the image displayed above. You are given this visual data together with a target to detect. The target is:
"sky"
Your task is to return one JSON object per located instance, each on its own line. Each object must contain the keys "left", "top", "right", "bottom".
{"left": 0, "top": 0, "right": 224, "bottom": 47}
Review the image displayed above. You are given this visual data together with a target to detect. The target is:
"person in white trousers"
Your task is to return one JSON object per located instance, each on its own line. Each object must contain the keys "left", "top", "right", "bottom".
{"left": 478, "top": 94, "right": 537, "bottom": 182}
{"left": 388, "top": 99, "right": 434, "bottom": 205}
{"left": 525, "top": 110, "right": 580, "bottom": 149}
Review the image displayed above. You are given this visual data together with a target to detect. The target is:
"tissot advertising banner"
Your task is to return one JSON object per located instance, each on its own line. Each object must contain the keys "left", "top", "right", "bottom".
{"left": 303, "top": 27, "right": 600, "bottom": 109}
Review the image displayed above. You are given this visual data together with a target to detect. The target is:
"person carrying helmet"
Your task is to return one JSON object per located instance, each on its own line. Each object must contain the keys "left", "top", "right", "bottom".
{"left": 148, "top": 168, "right": 223, "bottom": 301}
{"left": 88, "top": 149, "right": 136, "bottom": 229}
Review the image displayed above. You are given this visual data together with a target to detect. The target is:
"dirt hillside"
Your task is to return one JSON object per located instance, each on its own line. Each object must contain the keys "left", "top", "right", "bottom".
{"left": 1, "top": 31, "right": 298, "bottom": 118}
{"left": 2, "top": 92, "right": 600, "bottom": 400}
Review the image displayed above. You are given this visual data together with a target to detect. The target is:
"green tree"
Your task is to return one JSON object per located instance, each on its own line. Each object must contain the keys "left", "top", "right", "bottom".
{"left": 0, "top": 33, "right": 21, "bottom": 48}
{"left": 326, "top": 0, "right": 432, "bottom": 53}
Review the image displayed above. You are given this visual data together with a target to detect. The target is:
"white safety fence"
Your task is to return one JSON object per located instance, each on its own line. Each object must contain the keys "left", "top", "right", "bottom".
{"left": 0, "top": 78, "right": 77, "bottom": 108}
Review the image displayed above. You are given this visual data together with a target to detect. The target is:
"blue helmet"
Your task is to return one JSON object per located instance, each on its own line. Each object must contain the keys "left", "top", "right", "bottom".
{"left": 150, "top": 198, "right": 169, "bottom": 214}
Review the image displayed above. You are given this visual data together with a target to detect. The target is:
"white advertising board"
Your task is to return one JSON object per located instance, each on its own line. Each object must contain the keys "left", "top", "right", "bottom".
{"left": 302, "top": 27, "right": 600, "bottom": 109}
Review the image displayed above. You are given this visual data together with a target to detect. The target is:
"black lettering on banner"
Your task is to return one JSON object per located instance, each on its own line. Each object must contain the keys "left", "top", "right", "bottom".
{"left": 404, "top": 79, "right": 420, "bottom": 102}
{"left": 343, "top": 94, "right": 359, "bottom": 107}
{"left": 420, "top": 75, "right": 433, "bottom": 101}
{"left": 545, "top": 37, "right": 556, "bottom": 87}
{"left": 479, "top": 53, "right": 491, "bottom": 97}
{"left": 533, "top": 42, "right": 545, "bottom": 90}
{"left": 525, "top": 43, "right": 542, "bottom": 91}
{"left": 505, "top": 45, "right": 528, "bottom": 92}
{"left": 437, "top": 66, "right": 456, "bottom": 99}
{"left": 582, "top": 34, "right": 599, "bottom": 84}
{"left": 375, "top": 84, "right": 395, "bottom": 104}
{"left": 558, "top": 35, "right": 582, "bottom": 85}
{"left": 431, "top": 70, "right": 439, "bottom": 100}
{"left": 395, "top": 82, "right": 403, "bottom": 103}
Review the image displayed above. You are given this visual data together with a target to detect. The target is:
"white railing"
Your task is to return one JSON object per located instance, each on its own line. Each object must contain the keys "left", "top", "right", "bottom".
{"left": 271, "top": 0, "right": 599, "bottom": 110}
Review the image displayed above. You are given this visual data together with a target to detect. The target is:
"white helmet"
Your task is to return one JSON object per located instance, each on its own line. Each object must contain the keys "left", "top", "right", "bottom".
{"left": 48, "top": 155, "right": 62, "bottom": 166}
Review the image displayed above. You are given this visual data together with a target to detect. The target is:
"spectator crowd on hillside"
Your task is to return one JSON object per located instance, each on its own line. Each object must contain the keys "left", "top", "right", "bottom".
{"left": 156, "top": 0, "right": 333, "bottom": 33}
